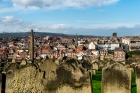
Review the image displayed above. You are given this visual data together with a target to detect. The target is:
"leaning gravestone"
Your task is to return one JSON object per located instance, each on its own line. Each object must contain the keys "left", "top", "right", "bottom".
{"left": 102, "top": 63, "right": 131, "bottom": 93}
{"left": 136, "top": 64, "right": 140, "bottom": 93}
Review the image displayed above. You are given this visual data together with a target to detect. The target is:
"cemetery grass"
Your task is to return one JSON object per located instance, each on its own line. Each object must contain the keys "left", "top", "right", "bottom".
{"left": 92, "top": 69, "right": 136, "bottom": 93}
{"left": 92, "top": 69, "right": 102, "bottom": 93}
{"left": 131, "top": 72, "right": 136, "bottom": 93}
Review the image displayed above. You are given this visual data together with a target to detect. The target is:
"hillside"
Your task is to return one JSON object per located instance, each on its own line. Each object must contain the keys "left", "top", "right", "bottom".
{"left": 0, "top": 32, "right": 99, "bottom": 38}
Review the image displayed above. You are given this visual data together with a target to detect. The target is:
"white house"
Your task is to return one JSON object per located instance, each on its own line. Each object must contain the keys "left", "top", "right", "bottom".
{"left": 76, "top": 52, "right": 87, "bottom": 60}
{"left": 108, "top": 43, "right": 120, "bottom": 50}
{"left": 56, "top": 44, "right": 66, "bottom": 50}
{"left": 91, "top": 50, "right": 99, "bottom": 56}
{"left": 98, "top": 43, "right": 120, "bottom": 50}
{"left": 122, "top": 38, "right": 130, "bottom": 45}
{"left": 88, "top": 42, "right": 96, "bottom": 49}
{"left": 78, "top": 40, "right": 85, "bottom": 46}
{"left": 17, "top": 49, "right": 24, "bottom": 53}
{"left": 40, "top": 54, "right": 47, "bottom": 59}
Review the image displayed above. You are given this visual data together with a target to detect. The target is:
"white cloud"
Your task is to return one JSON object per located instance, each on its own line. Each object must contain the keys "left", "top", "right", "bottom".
{"left": 0, "top": 16, "right": 72, "bottom": 33}
{"left": 81, "top": 23, "right": 138, "bottom": 29}
{"left": 48, "top": 24, "right": 72, "bottom": 29}
{"left": 0, "top": 16, "right": 21, "bottom": 23}
{"left": 6, "top": 0, "right": 119, "bottom": 10}
{"left": 77, "top": 20, "right": 106, "bottom": 23}
{"left": 0, "top": 0, "right": 119, "bottom": 13}
{"left": 1, "top": 16, "right": 140, "bottom": 36}
{"left": 0, "top": 3, "right": 40, "bottom": 13}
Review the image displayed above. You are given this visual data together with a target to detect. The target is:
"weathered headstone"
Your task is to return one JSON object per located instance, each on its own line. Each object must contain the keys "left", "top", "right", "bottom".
{"left": 5, "top": 63, "right": 45, "bottom": 93}
{"left": 102, "top": 63, "right": 131, "bottom": 93}
{"left": 55, "top": 59, "right": 60, "bottom": 65}
{"left": 92, "top": 62, "right": 98, "bottom": 70}
{"left": 100, "top": 56, "right": 104, "bottom": 60}
{"left": 136, "top": 64, "right": 140, "bottom": 93}
{"left": 5, "top": 59, "right": 92, "bottom": 93}
{"left": 104, "top": 62, "right": 111, "bottom": 67}
{"left": 121, "top": 61, "right": 126, "bottom": 65}
{"left": 128, "top": 67, "right": 134, "bottom": 73}
{"left": 92, "top": 70, "right": 96, "bottom": 74}
{"left": 20, "top": 59, "right": 27, "bottom": 66}
{"left": 99, "top": 61, "right": 104, "bottom": 68}
{"left": 11, "top": 59, "right": 16, "bottom": 63}
{"left": 88, "top": 69, "right": 96, "bottom": 75}
{"left": 43, "top": 59, "right": 92, "bottom": 93}
{"left": 104, "top": 60, "right": 115, "bottom": 67}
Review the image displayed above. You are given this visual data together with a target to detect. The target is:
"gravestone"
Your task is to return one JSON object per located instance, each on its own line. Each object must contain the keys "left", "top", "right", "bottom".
{"left": 55, "top": 59, "right": 60, "bottom": 65}
{"left": 20, "top": 59, "right": 27, "bottom": 66}
{"left": 104, "top": 62, "right": 111, "bottom": 67}
{"left": 99, "top": 61, "right": 104, "bottom": 68}
{"left": 92, "top": 62, "right": 98, "bottom": 70}
{"left": 128, "top": 68, "right": 134, "bottom": 73}
{"left": 92, "top": 70, "right": 96, "bottom": 74}
{"left": 11, "top": 59, "right": 16, "bottom": 63}
{"left": 5, "top": 59, "right": 92, "bottom": 93}
{"left": 136, "top": 64, "right": 140, "bottom": 93}
{"left": 102, "top": 63, "right": 131, "bottom": 93}
{"left": 88, "top": 69, "right": 96, "bottom": 75}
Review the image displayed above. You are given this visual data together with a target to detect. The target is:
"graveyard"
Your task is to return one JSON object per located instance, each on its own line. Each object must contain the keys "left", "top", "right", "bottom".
{"left": 1, "top": 57, "right": 140, "bottom": 93}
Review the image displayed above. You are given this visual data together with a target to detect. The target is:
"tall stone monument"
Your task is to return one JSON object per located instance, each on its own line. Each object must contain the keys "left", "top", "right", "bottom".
{"left": 30, "top": 29, "right": 34, "bottom": 62}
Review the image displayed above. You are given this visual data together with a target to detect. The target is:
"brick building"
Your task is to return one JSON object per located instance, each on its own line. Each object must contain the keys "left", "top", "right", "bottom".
{"left": 114, "top": 48, "right": 126, "bottom": 61}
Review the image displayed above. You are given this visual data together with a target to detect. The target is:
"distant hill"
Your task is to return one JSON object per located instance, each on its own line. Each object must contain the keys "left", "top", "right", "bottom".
{"left": 0, "top": 32, "right": 29, "bottom": 38}
{"left": 0, "top": 32, "right": 66, "bottom": 38}
{"left": 0, "top": 32, "right": 100, "bottom": 38}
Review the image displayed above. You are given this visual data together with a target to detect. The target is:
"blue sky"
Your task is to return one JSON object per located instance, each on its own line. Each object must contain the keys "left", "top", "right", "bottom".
{"left": 0, "top": 0, "right": 140, "bottom": 36}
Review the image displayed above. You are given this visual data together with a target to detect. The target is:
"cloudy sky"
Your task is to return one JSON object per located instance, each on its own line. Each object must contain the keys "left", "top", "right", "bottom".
{"left": 0, "top": 0, "right": 140, "bottom": 36}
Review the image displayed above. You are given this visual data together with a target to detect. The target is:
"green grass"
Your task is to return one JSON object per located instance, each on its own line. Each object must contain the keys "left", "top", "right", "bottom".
{"left": 108, "top": 50, "right": 114, "bottom": 54}
{"left": 92, "top": 69, "right": 102, "bottom": 93}
{"left": 127, "top": 51, "right": 140, "bottom": 57}
{"left": 0, "top": 67, "right": 4, "bottom": 72}
{"left": 131, "top": 72, "right": 136, "bottom": 93}
{"left": 92, "top": 69, "right": 137, "bottom": 93}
